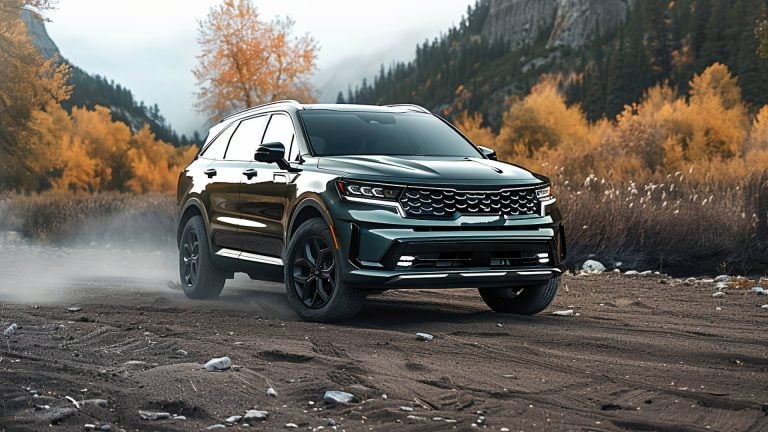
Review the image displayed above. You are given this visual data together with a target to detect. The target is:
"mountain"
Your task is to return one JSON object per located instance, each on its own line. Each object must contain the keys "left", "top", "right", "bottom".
{"left": 345, "top": 0, "right": 768, "bottom": 127}
{"left": 22, "top": 10, "right": 193, "bottom": 146}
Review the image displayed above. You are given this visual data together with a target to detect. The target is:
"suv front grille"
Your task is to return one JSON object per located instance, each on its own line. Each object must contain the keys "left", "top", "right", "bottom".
{"left": 399, "top": 187, "right": 539, "bottom": 218}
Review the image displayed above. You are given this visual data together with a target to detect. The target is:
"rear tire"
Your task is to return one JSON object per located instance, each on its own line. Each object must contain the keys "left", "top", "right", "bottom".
{"left": 478, "top": 276, "right": 560, "bottom": 315}
{"left": 284, "top": 218, "right": 364, "bottom": 322}
{"left": 179, "top": 215, "right": 226, "bottom": 299}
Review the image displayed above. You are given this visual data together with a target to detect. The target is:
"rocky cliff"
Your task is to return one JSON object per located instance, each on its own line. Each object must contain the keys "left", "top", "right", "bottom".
{"left": 482, "top": 0, "right": 633, "bottom": 49}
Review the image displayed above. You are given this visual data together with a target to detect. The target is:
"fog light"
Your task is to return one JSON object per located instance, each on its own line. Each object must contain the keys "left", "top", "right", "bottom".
{"left": 537, "top": 253, "right": 550, "bottom": 264}
{"left": 397, "top": 255, "right": 416, "bottom": 267}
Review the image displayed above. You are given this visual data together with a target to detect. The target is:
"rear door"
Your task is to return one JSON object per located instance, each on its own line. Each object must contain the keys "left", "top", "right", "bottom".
{"left": 238, "top": 112, "right": 298, "bottom": 259}
{"left": 206, "top": 114, "right": 269, "bottom": 253}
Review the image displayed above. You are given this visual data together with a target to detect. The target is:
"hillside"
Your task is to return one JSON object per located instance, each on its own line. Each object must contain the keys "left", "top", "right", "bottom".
{"left": 22, "top": 10, "right": 194, "bottom": 146}
{"left": 345, "top": 0, "right": 768, "bottom": 127}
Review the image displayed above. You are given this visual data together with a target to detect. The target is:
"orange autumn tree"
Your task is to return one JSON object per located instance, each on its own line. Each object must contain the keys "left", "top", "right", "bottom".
{"left": 0, "top": 0, "right": 70, "bottom": 190}
{"left": 193, "top": 0, "right": 318, "bottom": 122}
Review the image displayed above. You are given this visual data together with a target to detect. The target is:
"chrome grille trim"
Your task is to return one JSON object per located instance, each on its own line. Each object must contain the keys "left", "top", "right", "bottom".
{"left": 399, "top": 186, "right": 539, "bottom": 218}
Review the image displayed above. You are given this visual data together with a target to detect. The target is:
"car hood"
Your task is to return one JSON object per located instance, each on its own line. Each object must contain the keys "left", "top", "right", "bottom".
{"left": 316, "top": 155, "right": 544, "bottom": 185}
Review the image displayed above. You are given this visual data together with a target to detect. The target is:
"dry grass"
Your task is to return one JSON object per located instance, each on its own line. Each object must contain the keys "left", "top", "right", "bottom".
{"left": 0, "top": 192, "right": 176, "bottom": 245}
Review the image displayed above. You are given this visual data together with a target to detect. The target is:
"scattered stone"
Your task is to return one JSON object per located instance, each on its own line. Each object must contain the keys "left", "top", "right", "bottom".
{"left": 323, "top": 391, "right": 355, "bottom": 405}
{"left": 3, "top": 323, "right": 17, "bottom": 336}
{"left": 175, "top": 349, "right": 188, "bottom": 356}
{"left": 716, "top": 282, "right": 729, "bottom": 291}
{"left": 639, "top": 270, "right": 653, "bottom": 276}
{"left": 67, "top": 306, "right": 83, "bottom": 313}
{"left": 84, "top": 424, "right": 96, "bottom": 430}
{"left": 477, "top": 415, "right": 486, "bottom": 425}
{"left": 207, "top": 425, "right": 226, "bottom": 430}
{"left": 203, "top": 356, "right": 231, "bottom": 371}
{"left": 325, "top": 418, "right": 337, "bottom": 426}
{"left": 267, "top": 387, "right": 278, "bottom": 397}
{"left": 761, "top": 304, "right": 768, "bottom": 309}
{"left": 225, "top": 415, "right": 242, "bottom": 424}
{"left": 712, "top": 291, "right": 726, "bottom": 298}
{"left": 685, "top": 277, "right": 697, "bottom": 285}
{"left": 716, "top": 307, "right": 722, "bottom": 311}
{"left": 122, "top": 360, "right": 147, "bottom": 368}
{"left": 285, "top": 423, "right": 298, "bottom": 428}
{"left": 551, "top": 309, "right": 575, "bottom": 317}
{"left": 406, "top": 415, "right": 427, "bottom": 422}
{"left": 582, "top": 260, "right": 606, "bottom": 274}
{"left": 624, "top": 270, "right": 639, "bottom": 275}
{"left": 173, "top": 415, "right": 187, "bottom": 420}
{"left": 432, "top": 417, "right": 443, "bottom": 421}
{"left": 139, "top": 410, "right": 171, "bottom": 421}
{"left": 242, "top": 410, "right": 268, "bottom": 422}
{"left": 34, "top": 404, "right": 50, "bottom": 410}
{"left": 714, "top": 275, "right": 731, "bottom": 283}
{"left": 700, "top": 279, "right": 715, "bottom": 283}
{"left": 444, "top": 419, "right": 458, "bottom": 423}
{"left": 81, "top": 399, "right": 108, "bottom": 407}
{"left": 400, "top": 406, "right": 414, "bottom": 412}
{"left": 99, "top": 425, "right": 111, "bottom": 431}
{"left": 416, "top": 332, "right": 434, "bottom": 341}
{"left": 501, "top": 428, "right": 510, "bottom": 432}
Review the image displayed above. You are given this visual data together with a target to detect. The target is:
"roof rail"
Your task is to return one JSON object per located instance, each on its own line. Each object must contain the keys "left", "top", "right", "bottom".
{"left": 385, "top": 104, "right": 431, "bottom": 114}
{"left": 222, "top": 100, "right": 302, "bottom": 121}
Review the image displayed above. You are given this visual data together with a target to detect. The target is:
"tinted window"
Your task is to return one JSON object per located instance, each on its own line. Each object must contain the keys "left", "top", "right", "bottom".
{"left": 225, "top": 115, "right": 268, "bottom": 161}
{"left": 262, "top": 114, "right": 297, "bottom": 160}
{"left": 298, "top": 110, "right": 481, "bottom": 158}
{"left": 200, "top": 123, "right": 235, "bottom": 160}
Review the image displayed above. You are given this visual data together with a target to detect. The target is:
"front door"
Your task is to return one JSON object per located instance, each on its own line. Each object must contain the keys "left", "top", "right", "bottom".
{"left": 239, "top": 113, "right": 298, "bottom": 260}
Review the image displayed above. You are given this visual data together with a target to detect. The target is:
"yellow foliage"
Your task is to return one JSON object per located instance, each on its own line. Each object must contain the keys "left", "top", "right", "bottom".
{"left": 193, "top": 0, "right": 318, "bottom": 122}
{"left": 29, "top": 104, "right": 195, "bottom": 193}
{"left": 453, "top": 111, "right": 495, "bottom": 149}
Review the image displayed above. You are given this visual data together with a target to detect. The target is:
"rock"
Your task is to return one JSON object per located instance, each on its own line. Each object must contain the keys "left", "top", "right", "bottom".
{"left": 139, "top": 410, "right": 171, "bottom": 421}
{"left": 716, "top": 282, "right": 729, "bottom": 290}
{"left": 242, "top": 410, "right": 268, "bottom": 422}
{"left": 84, "top": 424, "right": 96, "bottom": 430}
{"left": 750, "top": 287, "right": 765, "bottom": 294}
{"left": 624, "top": 270, "right": 639, "bottom": 275}
{"left": 207, "top": 425, "right": 226, "bottom": 430}
{"left": 203, "top": 356, "right": 231, "bottom": 371}
{"left": 173, "top": 415, "right": 186, "bottom": 420}
{"left": 3, "top": 323, "right": 17, "bottom": 336}
{"left": 501, "top": 428, "right": 510, "bottom": 432}
{"left": 406, "top": 415, "right": 427, "bottom": 422}
{"left": 122, "top": 360, "right": 147, "bottom": 368}
{"left": 477, "top": 415, "right": 486, "bottom": 425}
{"left": 700, "top": 278, "right": 715, "bottom": 283}
{"left": 175, "top": 349, "right": 188, "bottom": 356}
{"left": 267, "top": 387, "right": 277, "bottom": 397}
{"left": 761, "top": 304, "right": 768, "bottom": 309}
{"left": 285, "top": 423, "right": 298, "bottom": 428}
{"left": 416, "top": 332, "right": 434, "bottom": 341}
{"left": 81, "top": 399, "right": 108, "bottom": 407}
{"left": 67, "top": 306, "right": 83, "bottom": 312}
{"left": 714, "top": 275, "right": 731, "bottom": 283}
{"left": 325, "top": 418, "right": 337, "bottom": 426}
{"left": 225, "top": 415, "right": 242, "bottom": 424}
{"left": 400, "top": 406, "right": 414, "bottom": 412}
{"left": 551, "top": 309, "right": 575, "bottom": 316}
{"left": 582, "top": 260, "right": 605, "bottom": 273}
{"left": 99, "top": 426, "right": 111, "bottom": 431}
{"left": 639, "top": 270, "right": 653, "bottom": 276}
{"left": 324, "top": 391, "right": 355, "bottom": 404}
{"left": 712, "top": 291, "right": 726, "bottom": 298}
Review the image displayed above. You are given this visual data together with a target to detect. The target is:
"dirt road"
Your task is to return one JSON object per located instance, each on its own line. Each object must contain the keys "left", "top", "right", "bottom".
{"left": 0, "top": 247, "right": 767, "bottom": 431}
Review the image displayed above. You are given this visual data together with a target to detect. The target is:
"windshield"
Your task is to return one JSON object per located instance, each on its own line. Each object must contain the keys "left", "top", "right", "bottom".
{"left": 298, "top": 110, "right": 482, "bottom": 158}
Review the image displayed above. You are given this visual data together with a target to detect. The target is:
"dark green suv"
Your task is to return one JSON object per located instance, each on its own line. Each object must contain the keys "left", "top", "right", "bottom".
{"left": 176, "top": 101, "right": 566, "bottom": 321}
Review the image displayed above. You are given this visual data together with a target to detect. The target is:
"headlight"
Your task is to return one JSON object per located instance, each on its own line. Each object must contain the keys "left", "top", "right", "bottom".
{"left": 536, "top": 186, "right": 552, "bottom": 200}
{"left": 337, "top": 180, "right": 403, "bottom": 201}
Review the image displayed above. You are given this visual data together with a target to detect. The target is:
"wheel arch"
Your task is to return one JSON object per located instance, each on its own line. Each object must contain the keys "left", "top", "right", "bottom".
{"left": 287, "top": 197, "right": 335, "bottom": 244}
{"left": 178, "top": 198, "right": 212, "bottom": 249}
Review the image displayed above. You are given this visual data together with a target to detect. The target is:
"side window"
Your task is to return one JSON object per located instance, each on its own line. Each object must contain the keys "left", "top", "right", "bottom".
{"left": 225, "top": 115, "right": 268, "bottom": 161}
{"left": 262, "top": 114, "right": 298, "bottom": 161}
{"left": 199, "top": 123, "right": 235, "bottom": 160}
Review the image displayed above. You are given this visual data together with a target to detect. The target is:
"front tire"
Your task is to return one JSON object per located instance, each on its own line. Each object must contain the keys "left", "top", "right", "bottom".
{"left": 284, "top": 218, "right": 364, "bottom": 322}
{"left": 478, "top": 276, "right": 560, "bottom": 315}
{"left": 179, "top": 215, "right": 226, "bottom": 299}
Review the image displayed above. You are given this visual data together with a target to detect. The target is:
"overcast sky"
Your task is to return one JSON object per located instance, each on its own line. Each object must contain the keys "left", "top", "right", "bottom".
{"left": 46, "top": 0, "right": 476, "bottom": 137}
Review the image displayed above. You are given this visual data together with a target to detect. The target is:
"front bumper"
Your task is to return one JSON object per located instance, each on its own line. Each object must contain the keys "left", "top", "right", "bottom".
{"left": 328, "top": 199, "right": 566, "bottom": 290}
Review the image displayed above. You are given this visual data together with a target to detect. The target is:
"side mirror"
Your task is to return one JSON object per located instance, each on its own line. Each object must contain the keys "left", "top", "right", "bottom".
{"left": 255, "top": 142, "right": 285, "bottom": 163}
{"left": 478, "top": 146, "right": 497, "bottom": 160}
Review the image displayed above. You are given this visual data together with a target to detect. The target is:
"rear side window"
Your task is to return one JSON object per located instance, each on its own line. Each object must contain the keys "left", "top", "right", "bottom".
{"left": 225, "top": 115, "right": 269, "bottom": 161}
{"left": 262, "top": 114, "right": 297, "bottom": 161}
{"left": 199, "top": 123, "right": 235, "bottom": 160}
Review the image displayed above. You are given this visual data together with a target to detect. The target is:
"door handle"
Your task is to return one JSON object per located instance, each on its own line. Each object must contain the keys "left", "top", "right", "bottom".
{"left": 242, "top": 168, "right": 258, "bottom": 179}
{"left": 204, "top": 168, "right": 217, "bottom": 178}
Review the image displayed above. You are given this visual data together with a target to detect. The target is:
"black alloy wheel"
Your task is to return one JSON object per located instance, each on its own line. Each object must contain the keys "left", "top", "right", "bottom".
{"left": 292, "top": 235, "right": 336, "bottom": 309}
